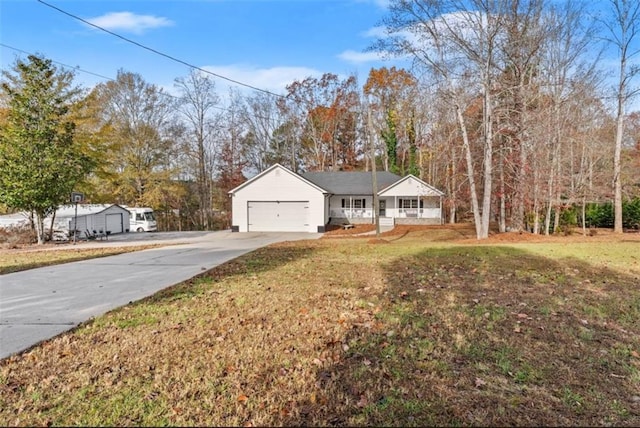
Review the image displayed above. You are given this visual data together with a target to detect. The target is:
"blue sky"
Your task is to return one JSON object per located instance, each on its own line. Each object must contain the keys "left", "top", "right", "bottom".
{"left": 1, "top": 0, "right": 402, "bottom": 97}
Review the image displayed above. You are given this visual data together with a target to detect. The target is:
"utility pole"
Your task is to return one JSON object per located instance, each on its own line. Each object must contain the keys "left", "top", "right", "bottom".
{"left": 368, "top": 101, "right": 380, "bottom": 239}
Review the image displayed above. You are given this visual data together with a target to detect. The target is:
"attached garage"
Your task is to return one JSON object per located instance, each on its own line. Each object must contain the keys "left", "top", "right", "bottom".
{"left": 247, "top": 201, "right": 310, "bottom": 232}
{"left": 229, "top": 164, "right": 328, "bottom": 233}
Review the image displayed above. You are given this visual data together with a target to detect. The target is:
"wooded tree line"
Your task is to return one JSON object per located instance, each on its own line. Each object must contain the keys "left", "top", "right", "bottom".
{"left": 1, "top": 0, "right": 639, "bottom": 241}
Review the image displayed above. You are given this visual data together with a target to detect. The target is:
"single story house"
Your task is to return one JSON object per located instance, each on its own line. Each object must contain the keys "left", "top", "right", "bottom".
{"left": 228, "top": 163, "right": 444, "bottom": 233}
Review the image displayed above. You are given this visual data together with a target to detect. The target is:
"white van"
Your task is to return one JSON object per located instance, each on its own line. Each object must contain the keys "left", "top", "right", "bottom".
{"left": 127, "top": 207, "right": 157, "bottom": 232}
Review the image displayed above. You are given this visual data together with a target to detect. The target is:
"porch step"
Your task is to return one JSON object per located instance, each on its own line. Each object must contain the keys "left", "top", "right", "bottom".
{"left": 379, "top": 217, "right": 395, "bottom": 227}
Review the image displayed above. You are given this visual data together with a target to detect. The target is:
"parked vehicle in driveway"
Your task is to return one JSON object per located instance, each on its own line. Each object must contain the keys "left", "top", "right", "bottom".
{"left": 126, "top": 207, "right": 157, "bottom": 232}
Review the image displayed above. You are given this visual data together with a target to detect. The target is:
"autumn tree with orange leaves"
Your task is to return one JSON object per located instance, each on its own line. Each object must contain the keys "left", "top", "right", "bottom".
{"left": 279, "top": 73, "right": 361, "bottom": 171}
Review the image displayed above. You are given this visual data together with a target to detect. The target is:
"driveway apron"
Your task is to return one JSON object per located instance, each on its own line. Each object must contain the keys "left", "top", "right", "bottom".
{"left": 0, "top": 231, "right": 320, "bottom": 359}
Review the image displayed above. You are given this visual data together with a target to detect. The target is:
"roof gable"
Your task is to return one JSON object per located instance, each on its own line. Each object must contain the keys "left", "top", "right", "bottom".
{"left": 378, "top": 175, "right": 444, "bottom": 197}
{"left": 53, "top": 204, "right": 129, "bottom": 218}
{"left": 228, "top": 163, "right": 328, "bottom": 195}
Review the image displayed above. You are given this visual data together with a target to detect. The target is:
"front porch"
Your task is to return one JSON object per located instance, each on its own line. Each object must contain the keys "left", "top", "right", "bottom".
{"left": 327, "top": 175, "right": 444, "bottom": 226}
{"left": 329, "top": 207, "right": 442, "bottom": 220}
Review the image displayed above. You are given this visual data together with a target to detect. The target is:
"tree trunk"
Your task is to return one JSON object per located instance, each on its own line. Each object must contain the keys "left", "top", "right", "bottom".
{"left": 48, "top": 210, "right": 57, "bottom": 241}
{"left": 455, "top": 103, "right": 482, "bottom": 239}
{"left": 498, "top": 145, "right": 506, "bottom": 233}
{"left": 479, "top": 85, "right": 494, "bottom": 239}
{"left": 34, "top": 211, "right": 46, "bottom": 245}
{"left": 449, "top": 145, "right": 457, "bottom": 224}
{"left": 614, "top": 86, "right": 625, "bottom": 233}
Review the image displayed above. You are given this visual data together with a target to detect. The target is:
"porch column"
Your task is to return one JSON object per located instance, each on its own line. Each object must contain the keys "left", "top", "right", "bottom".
{"left": 439, "top": 195, "right": 443, "bottom": 224}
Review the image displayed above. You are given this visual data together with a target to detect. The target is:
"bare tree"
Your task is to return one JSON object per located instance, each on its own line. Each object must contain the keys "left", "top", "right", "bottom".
{"left": 174, "top": 70, "right": 221, "bottom": 230}
{"left": 241, "top": 92, "right": 283, "bottom": 173}
{"left": 601, "top": 0, "right": 640, "bottom": 233}
{"left": 376, "top": 0, "right": 510, "bottom": 239}
{"left": 534, "top": 2, "right": 599, "bottom": 234}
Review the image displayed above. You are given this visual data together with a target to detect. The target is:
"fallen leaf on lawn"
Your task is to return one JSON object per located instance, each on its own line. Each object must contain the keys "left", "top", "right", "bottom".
{"left": 356, "top": 395, "right": 369, "bottom": 408}
{"left": 631, "top": 350, "right": 639, "bottom": 358}
{"left": 475, "top": 377, "right": 487, "bottom": 388}
{"left": 517, "top": 313, "right": 528, "bottom": 319}
{"left": 237, "top": 394, "right": 249, "bottom": 405}
{"left": 363, "top": 359, "right": 371, "bottom": 366}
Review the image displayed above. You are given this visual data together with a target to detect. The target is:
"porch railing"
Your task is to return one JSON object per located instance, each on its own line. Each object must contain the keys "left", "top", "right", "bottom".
{"left": 330, "top": 208, "right": 374, "bottom": 218}
{"left": 330, "top": 208, "right": 441, "bottom": 219}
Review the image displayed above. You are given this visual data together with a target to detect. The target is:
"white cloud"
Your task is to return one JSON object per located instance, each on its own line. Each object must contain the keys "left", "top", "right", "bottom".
{"left": 86, "top": 12, "right": 174, "bottom": 35}
{"left": 200, "top": 64, "right": 324, "bottom": 96}
{"left": 339, "top": 25, "right": 411, "bottom": 65}
{"left": 362, "top": 26, "right": 389, "bottom": 39}
{"left": 353, "top": 0, "right": 390, "bottom": 9}
{"left": 338, "top": 49, "right": 385, "bottom": 64}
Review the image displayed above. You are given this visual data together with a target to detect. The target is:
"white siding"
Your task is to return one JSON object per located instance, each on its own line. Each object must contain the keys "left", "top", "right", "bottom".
{"left": 232, "top": 166, "right": 326, "bottom": 232}
{"left": 379, "top": 176, "right": 442, "bottom": 197}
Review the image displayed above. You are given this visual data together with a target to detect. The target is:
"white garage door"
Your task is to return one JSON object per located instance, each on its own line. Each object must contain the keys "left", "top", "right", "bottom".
{"left": 105, "top": 213, "right": 123, "bottom": 234}
{"left": 248, "top": 201, "right": 309, "bottom": 232}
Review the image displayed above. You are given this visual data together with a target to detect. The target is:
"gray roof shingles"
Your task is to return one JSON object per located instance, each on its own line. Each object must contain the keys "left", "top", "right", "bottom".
{"left": 301, "top": 171, "right": 402, "bottom": 195}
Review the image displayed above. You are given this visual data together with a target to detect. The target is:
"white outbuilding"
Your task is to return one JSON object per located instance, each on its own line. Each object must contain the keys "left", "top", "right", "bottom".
{"left": 48, "top": 204, "right": 131, "bottom": 238}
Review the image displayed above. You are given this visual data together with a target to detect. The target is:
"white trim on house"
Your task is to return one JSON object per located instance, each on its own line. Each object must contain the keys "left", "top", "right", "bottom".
{"left": 229, "top": 164, "right": 445, "bottom": 232}
{"left": 378, "top": 175, "right": 445, "bottom": 197}
{"left": 229, "top": 164, "right": 329, "bottom": 233}
{"left": 228, "top": 163, "right": 328, "bottom": 195}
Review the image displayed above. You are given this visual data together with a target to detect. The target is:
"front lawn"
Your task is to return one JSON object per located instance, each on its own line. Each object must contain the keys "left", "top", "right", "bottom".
{"left": 1, "top": 229, "right": 640, "bottom": 426}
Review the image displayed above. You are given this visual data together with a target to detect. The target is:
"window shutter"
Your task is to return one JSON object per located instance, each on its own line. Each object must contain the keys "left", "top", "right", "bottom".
{"left": 362, "top": 199, "right": 366, "bottom": 208}
{"left": 399, "top": 198, "right": 403, "bottom": 208}
{"left": 342, "top": 199, "right": 345, "bottom": 208}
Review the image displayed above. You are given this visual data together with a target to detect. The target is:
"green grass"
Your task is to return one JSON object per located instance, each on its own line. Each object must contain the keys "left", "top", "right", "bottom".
{"left": 1, "top": 230, "right": 640, "bottom": 426}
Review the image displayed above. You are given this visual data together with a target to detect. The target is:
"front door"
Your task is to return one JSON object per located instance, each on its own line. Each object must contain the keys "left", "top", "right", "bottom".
{"left": 379, "top": 200, "right": 386, "bottom": 217}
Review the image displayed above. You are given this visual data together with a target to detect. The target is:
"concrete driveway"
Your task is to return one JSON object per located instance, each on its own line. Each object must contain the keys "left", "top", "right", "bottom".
{"left": 0, "top": 231, "right": 321, "bottom": 360}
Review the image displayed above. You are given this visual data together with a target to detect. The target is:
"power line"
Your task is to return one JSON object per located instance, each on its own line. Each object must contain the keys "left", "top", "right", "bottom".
{"left": 1, "top": 43, "right": 115, "bottom": 82}
{"left": 36, "top": 0, "right": 287, "bottom": 100}
{"left": 0, "top": 43, "right": 283, "bottom": 120}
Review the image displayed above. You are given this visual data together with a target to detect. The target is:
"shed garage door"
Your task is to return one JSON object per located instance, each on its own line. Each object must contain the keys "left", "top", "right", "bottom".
{"left": 248, "top": 201, "right": 309, "bottom": 232}
{"left": 105, "top": 213, "right": 124, "bottom": 234}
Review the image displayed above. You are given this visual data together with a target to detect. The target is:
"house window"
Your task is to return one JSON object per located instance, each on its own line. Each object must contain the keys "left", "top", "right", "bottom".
{"left": 342, "top": 198, "right": 366, "bottom": 208}
{"left": 400, "top": 199, "right": 419, "bottom": 209}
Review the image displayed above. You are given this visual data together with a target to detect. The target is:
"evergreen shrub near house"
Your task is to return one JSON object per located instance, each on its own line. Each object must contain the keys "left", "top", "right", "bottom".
{"left": 623, "top": 198, "right": 640, "bottom": 229}
{"left": 583, "top": 198, "right": 640, "bottom": 229}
